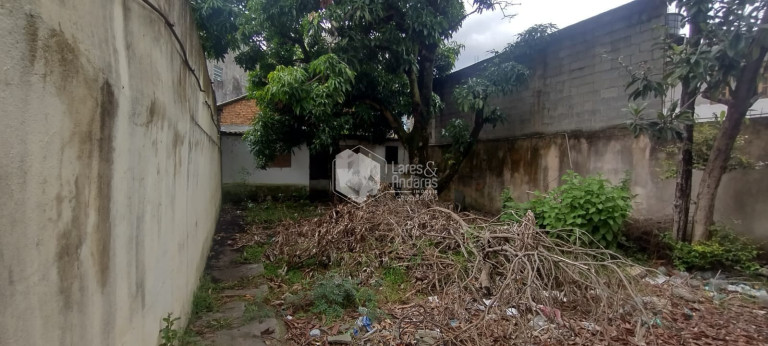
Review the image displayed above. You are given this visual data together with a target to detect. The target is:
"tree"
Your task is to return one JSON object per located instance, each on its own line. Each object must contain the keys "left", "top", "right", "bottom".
{"left": 626, "top": 0, "right": 768, "bottom": 242}
{"left": 691, "top": 0, "right": 768, "bottom": 241}
{"left": 190, "top": 0, "right": 553, "bottom": 193}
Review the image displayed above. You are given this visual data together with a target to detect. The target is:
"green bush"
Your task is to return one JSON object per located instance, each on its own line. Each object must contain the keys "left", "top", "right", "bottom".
{"left": 310, "top": 274, "right": 377, "bottom": 320}
{"left": 662, "top": 225, "right": 760, "bottom": 271}
{"left": 501, "top": 171, "right": 633, "bottom": 249}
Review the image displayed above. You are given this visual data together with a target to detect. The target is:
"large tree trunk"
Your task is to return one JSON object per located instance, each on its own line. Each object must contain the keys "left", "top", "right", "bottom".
{"left": 672, "top": 8, "right": 704, "bottom": 242}
{"left": 690, "top": 9, "right": 768, "bottom": 241}
{"left": 690, "top": 103, "right": 746, "bottom": 241}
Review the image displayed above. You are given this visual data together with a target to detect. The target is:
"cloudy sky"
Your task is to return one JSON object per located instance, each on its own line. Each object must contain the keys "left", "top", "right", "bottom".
{"left": 452, "top": 0, "right": 634, "bottom": 70}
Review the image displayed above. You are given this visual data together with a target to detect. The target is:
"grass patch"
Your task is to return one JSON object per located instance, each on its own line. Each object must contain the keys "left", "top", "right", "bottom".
{"left": 244, "top": 200, "right": 320, "bottom": 228}
{"left": 205, "top": 317, "right": 235, "bottom": 331}
{"left": 239, "top": 244, "right": 268, "bottom": 264}
{"left": 222, "top": 183, "right": 308, "bottom": 204}
{"left": 379, "top": 266, "right": 410, "bottom": 303}
{"left": 243, "top": 301, "right": 276, "bottom": 322}
{"left": 192, "top": 276, "right": 219, "bottom": 316}
{"left": 310, "top": 274, "right": 377, "bottom": 321}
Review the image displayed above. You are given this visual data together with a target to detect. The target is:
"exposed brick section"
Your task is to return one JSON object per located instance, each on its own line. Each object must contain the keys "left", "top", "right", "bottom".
{"left": 219, "top": 97, "right": 260, "bottom": 126}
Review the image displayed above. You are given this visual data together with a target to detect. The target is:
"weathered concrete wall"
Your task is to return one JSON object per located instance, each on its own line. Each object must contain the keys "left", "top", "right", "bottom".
{"left": 222, "top": 135, "right": 310, "bottom": 186}
{"left": 434, "top": 0, "right": 667, "bottom": 143}
{"left": 207, "top": 53, "right": 248, "bottom": 103}
{"left": 439, "top": 118, "right": 768, "bottom": 244}
{"left": 0, "top": 0, "right": 220, "bottom": 345}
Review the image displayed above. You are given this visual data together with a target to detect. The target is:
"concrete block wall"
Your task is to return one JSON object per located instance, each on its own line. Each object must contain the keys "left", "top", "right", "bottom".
{"left": 0, "top": 0, "right": 220, "bottom": 345}
{"left": 436, "top": 118, "right": 768, "bottom": 246}
{"left": 434, "top": 0, "right": 667, "bottom": 143}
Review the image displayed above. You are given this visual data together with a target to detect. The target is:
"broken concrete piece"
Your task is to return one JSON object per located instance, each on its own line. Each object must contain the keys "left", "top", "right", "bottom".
{"left": 327, "top": 334, "right": 352, "bottom": 344}
{"left": 415, "top": 330, "right": 441, "bottom": 345}
{"left": 672, "top": 287, "right": 699, "bottom": 303}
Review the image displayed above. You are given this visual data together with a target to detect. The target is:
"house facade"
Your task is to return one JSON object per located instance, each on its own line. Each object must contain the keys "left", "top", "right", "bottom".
{"left": 218, "top": 96, "right": 311, "bottom": 194}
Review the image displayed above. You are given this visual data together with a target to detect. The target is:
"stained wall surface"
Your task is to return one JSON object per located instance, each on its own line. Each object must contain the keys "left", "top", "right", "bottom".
{"left": 0, "top": 0, "right": 221, "bottom": 344}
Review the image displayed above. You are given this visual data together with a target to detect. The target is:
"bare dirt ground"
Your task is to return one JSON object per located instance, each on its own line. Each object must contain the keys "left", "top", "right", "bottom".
{"left": 191, "top": 199, "right": 768, "bottom": 346}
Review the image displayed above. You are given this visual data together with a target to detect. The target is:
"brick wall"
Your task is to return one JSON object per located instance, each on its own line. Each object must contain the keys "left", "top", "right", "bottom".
{"left": 433, "top": 0, "right": 667, "bottom": 143}
{"left": 219, "top": 97, "right": 259, "bottom": 126}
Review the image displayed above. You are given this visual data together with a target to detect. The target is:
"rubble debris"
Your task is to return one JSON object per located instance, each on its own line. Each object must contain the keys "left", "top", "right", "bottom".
{"left": 672, "top": 287, "right": 699, "bottom": 303}
{"left": 327, "top": 334, "right": 352, "bottom": 344}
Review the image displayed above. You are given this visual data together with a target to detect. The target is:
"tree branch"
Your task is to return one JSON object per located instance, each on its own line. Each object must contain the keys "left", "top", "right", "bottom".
{"left": 361, "top": 99, "right": 408, "bottom": 141}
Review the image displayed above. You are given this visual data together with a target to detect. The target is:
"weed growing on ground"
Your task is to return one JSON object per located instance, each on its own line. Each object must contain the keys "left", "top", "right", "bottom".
{"left": 379, "top": 266, "right": 410, "bottom": 303}
{"left": 159, "top": 313, "right": 200, "bottom": 346}
{"left": 245, "top": 200, "right": 320, "bottom": 228}
{"left": 159, "top": 313, "right": 180, "bottom": 346}
{"left": 310, "top": 274, "right": 378, "bottom": 321}
{"left": 191, "top": 276, "right": 218, "bottom": 316}
{"left": 243, "top": 300, "right": 275, "bottom": 322}
{"left": 663, "top": 224, "right": 761, "bottom": 272}
{"left": 238, "top": 244, "right": 267, "bottom": 264}
{"left": 205, "top": 317, "right": 234, "bottom": 331}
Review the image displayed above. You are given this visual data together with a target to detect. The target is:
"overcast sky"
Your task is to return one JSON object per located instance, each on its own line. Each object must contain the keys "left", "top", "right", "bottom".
{"left": 452, "top": 0, "right": 634, "bottom": 70}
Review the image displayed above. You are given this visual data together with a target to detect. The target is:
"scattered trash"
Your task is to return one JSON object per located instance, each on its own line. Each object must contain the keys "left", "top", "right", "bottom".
{"left": 627, "top": 266, "right": 647, "bottom": 278}
{"left": 757, "top": 291, "right": 768, "bottom": 308}
{"left": 285, "top": 315, "right": 293, "bottom": 320}
{"left": 536, "top": 305, "right": 564, "bottom": 324}
{"left": 355, "top": 316, "right": 374, "bottom": 333}
{"left": 309, "top": 329, "right": 321, "bottom": 337}
{"left": 543, "top": 291, "right": 568, "bottom": 302}
{"left": 645, "top": 274, "right": 669, "bottom": 285}
{"left": 684, "top": 308, "right": 694, "bottom": 320}
{"left": 705, "top": 279, "right": 727, "bottom": 292}
{"left": 427, "top": 296, "right": 439, "bottom": 304}
{"left": 449, "top": 319, "right": 459, "bottom": 327}
{"left": 529, "top": 315, "right": 549, "bottom": 330}
{"left": 726, "top": 284, "right": 767, "bottom": 298}
{"left": 581, "top": 322, "right": 599, "bottom": 331}
{"left": 505, "top": 307, "right": 519, "bottom": 316}
{"left": 476, "top": 298, "right": 497, "bottom": 311}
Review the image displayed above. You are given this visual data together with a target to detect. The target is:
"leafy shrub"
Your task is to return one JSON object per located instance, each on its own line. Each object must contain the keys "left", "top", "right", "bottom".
{"left": 501, "top": 171, "right": 633, "bottom": 249}
{"left": 662, "top": 224, "right": 760, "bottom": 271}
{"left": 310, "top": 274, "right": 377, "bottom": 320}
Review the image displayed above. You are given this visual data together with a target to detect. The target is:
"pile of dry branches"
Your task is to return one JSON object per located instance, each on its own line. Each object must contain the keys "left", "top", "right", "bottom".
{"left": 262, "top": 196, "right": 656, "bottom": 344}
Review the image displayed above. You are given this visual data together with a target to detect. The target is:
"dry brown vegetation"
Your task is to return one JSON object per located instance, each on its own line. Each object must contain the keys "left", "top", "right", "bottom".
{"left": 233, "top": 196, "right": 768, "bottom": 345}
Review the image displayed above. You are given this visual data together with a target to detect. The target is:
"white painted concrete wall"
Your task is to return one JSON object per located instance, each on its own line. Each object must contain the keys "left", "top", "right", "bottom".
{"left": 0, "top": 0, "right": 220, "bottom": 345}
{"left": 222, "top": 135, "right": 310, "bottom": 186}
